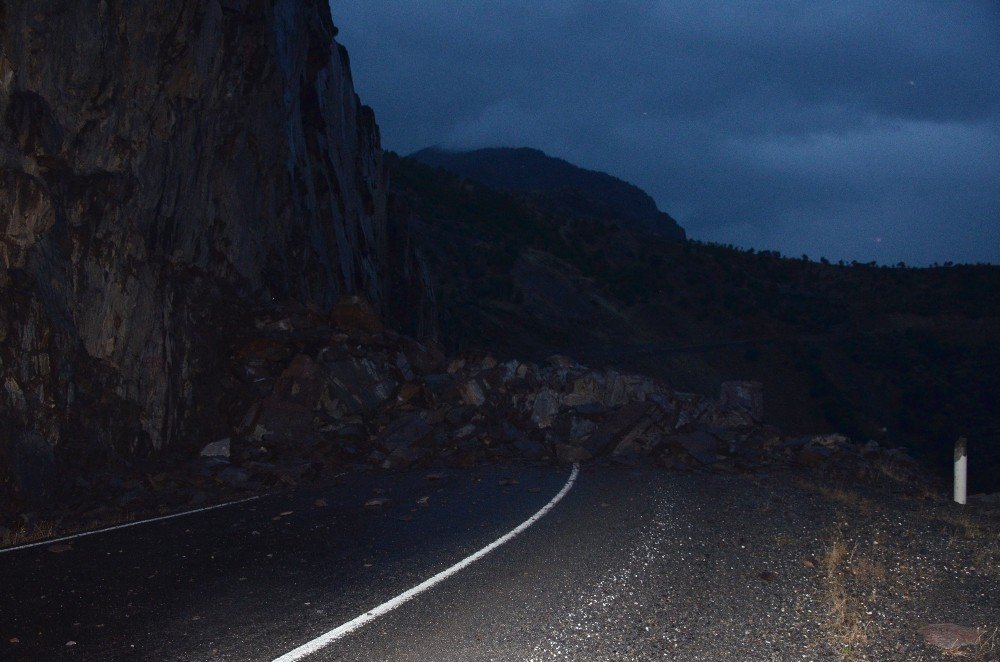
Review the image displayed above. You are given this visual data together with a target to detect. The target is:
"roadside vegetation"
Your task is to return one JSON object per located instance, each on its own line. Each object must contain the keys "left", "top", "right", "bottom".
{"left": 390, "top": 153, "right": 1000, "bottom": 492}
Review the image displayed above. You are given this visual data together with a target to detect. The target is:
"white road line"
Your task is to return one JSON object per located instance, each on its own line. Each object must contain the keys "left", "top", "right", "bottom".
{"left": 0, "top": 495, "right": 262, "bottom": 555}
{"left": 273, "top": 464, "right": 581, "bottom": 662}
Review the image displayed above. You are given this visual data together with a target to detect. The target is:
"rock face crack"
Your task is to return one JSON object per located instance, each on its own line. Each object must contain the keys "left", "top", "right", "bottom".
{"left": 0, "top": 0, "right": 431, "bottom": 508}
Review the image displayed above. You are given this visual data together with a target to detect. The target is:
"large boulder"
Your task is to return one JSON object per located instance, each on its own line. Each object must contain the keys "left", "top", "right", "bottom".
{"left": 719, "top": 381, "right": 764, "bottom": 421}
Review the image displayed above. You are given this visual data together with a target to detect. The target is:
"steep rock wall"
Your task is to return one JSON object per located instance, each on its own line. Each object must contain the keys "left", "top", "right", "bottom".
{"left": 0, "top": 0, "right": 422, "bottom": 504}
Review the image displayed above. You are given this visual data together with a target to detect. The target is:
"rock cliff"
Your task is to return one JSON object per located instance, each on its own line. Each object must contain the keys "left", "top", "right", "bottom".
{"left": 0, "top": 0, "right": 429, "bottom": 505}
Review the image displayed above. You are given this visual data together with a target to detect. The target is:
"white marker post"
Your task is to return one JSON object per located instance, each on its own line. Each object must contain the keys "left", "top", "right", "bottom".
{"left": 953, "top": 437, "right": 967, "bottom": 505}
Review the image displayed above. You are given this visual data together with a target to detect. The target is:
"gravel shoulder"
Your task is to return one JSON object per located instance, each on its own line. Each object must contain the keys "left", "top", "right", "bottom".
{"left": 323, "top": 466, "right": 998, "bottom": 661}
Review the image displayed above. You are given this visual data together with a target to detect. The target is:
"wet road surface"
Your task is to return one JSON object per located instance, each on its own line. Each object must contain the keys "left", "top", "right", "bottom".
{"left": 2, "top": 466, "right": 847, "bottom": 660}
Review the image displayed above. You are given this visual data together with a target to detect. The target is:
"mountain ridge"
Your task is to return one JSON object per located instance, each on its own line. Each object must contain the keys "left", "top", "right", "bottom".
{"left": 409, "top": 146, "right": 686, "bottom": 241}
{"left": 389, "top": 151, "right": 999, "bottom": 492}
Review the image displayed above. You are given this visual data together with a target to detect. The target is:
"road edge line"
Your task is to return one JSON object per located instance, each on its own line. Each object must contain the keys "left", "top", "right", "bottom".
{"left": 0, "top": 495, "right": 262, "bottom": 555}
{"left": 272, "top": 463, "right": 581, "bottom": 662}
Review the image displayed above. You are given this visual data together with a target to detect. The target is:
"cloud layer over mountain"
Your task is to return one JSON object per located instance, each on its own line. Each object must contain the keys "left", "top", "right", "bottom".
{"left": 334, "top": 1, "right": 999, "bottom": 265}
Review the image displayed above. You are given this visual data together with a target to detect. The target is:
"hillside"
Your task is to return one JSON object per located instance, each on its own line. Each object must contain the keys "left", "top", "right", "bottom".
{"left": 389, "top": 152, "right": 1000, "bottom": 492}
{"left": 410, "top": 146, "right": 686, "bottom": 241}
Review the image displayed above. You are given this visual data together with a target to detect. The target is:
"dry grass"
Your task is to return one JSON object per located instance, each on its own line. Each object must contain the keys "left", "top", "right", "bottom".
{"left": 823, "top": 534, "right": 849, "bottom": 574}
{"left": 0, "top": 512, "right": 138, "bottom": 550}
{"left": 938, "top": 511, "right": 987, "bottom": 540}
{"left": 851, "top": 556, "right": 887, "bottom": 583}
{"left": 0, "top": 521, "right": 57, "bottom": 548}
{"left": 797, "top": 477, "right": 873, "bottom": 513}
{"left": 855, "top": 455, "right": 941, "bottom": 501}
{"left": 934, "top": 625, "right": 1000, "bottom": 659}
{"left": 821, "top": 530, "right": 870, "bottom": 656}
{"left": 969, "top": 626, "right": 999, "bottom": 661}
{"left": 803, "top": 472, "right": 993, "bottom": 660}
{"left": 971, "top": 544, "right": 999, "bottom": 578}
{"left": 773, "top": 532, "right": 797, "bottom": 547}
{"left": 819, "top": 523, "right": 902, "bottom": 658}
{"left": 820, "top": 486, "right": 872, "bottom": 513}
{"left": 936, "top": 510, "right": 1000, "bottom": 579}
{"left": 873, "top": 457, "right": 911, "bottom": 483}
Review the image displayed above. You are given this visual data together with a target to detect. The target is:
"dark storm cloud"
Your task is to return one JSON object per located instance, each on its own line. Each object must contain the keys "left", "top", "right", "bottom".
{"left": 332, "top": 1, "right": 999, "bottom": 265}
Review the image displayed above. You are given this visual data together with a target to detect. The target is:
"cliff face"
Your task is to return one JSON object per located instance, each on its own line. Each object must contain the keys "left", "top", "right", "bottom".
{"left": 0, "top": 0, "right": 422, "bottom": 503}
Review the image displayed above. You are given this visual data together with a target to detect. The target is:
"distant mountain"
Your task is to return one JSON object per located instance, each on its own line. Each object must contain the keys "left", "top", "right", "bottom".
{"left": 389, "top": 153, "right": 1000, "bottom": 492}
{"left": 409, "top": 146, "right": 686, "bottom": 240}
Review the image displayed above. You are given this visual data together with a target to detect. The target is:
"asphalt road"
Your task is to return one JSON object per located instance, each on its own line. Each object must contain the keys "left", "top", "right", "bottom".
{"left": 2, "top": 465, "right": 842, "bottom": 661}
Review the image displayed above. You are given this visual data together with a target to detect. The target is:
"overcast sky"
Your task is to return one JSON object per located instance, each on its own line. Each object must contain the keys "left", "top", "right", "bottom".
{"left": 332, "top": 1, "right": 999, "bottom": 265}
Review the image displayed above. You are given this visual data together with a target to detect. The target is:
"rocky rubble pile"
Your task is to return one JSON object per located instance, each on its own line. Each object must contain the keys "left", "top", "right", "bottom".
{"left": 1, "top": 298, "right": 923, "bottom": 538}
{"left": 215, "top": 299, "right": 775, "bottom": 477}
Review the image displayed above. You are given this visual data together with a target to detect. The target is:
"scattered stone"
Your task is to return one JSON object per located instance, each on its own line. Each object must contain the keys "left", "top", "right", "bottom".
{"left": 381, "top": 446, "right": 423, "bottom": 471}
{"left": 201, "top": 456, "right": 230, "bottom": 472}
{"left": 401, "top": 338, "right": 445, "bottom": 374}
{"left": 918, "top": 623, "right": 985, "bottom": 650}
{"left": 794, "top": 447, "right": 828, "bottom": 468}
{"left": 699, "top": 404, "right": 756, "bottom": 429}
{"left": 217, "top": 467, "right": 249, "bottom": 487}
{"left": 573, "top": 401, "right": 607, "bottom": 418}
{"left": 395, "top": 352, "right": 415, "bottom": 381}
{"left": 396, "top": 382, "right": 421, "bottom": 404}
{"left": 675, "top": 394, "right": 711, "bottom": 430}
{"left": 248, "top": 425, "right": 270, "bottom": 443}
{"left": 332, "top": 295, "right": 383, "bottom": 334}
{"left": 556, "top": 443, "right": 593, "bottom": 464}
{"left": 499, "top": 360, "right": 521, "bottom": 383}
{"left": 445, "top": 406, "right": 476, "bottom": 426}
{"left": 186, "top": 489, "right": 209, "bottom": 506}
{"left": 0, "top": 299, "right": 915, "bottom": 544}
{"left": 569, "top": 417, "right": 597, "bottom": 441}
{"left": 199, "top": 439, "right": 231, "bottom": 458}
{"left": 547, "top": 354, "right": 577, "bottom": 368}
{"left": 513, "top": 438, "right": 546, "bottom": 460}
{"left": 532, "top": 388, "right": 561, "bottom": 428}
{"left": 377, "top": 413, "right": 431, "bottom": 452}
{"left": 669, "top": 430, "right": 723, "bottom": 464}
{"left": 459, "top": 379, "right": 486, "bottom": 407}
{"left": 323, "top": 357, "right": 397, "bottom": 417}
{"left": 364, "top": 498, "right": 390, "bottom": 508}
{"left": 860, "top": 440, "right": 881, "bottom": 457}
{"left": 720, "top": 381, "right": 764, "bottom": 420}
{"left": 584, "top": 402, "right": 652, "bottom": 457}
